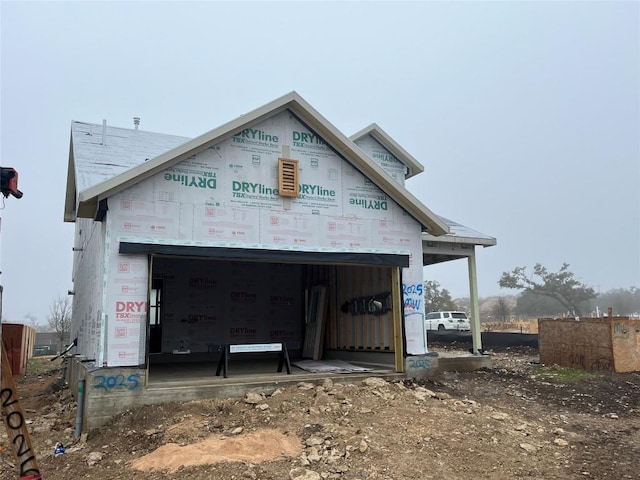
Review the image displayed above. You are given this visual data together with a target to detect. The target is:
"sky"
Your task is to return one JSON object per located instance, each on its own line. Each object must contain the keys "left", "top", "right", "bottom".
{"left": 0, "top": 1, "right": 638, "bottom": 325}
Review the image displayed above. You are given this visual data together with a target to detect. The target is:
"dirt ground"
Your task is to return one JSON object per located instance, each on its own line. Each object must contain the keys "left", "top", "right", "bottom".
{"left": 1, "top": 345, "right": 639, "bottom": 480}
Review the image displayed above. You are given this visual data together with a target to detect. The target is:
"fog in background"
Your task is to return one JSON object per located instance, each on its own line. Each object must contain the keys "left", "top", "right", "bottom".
{"left": 1, "top": 1, "right": 638, "bottom": 324}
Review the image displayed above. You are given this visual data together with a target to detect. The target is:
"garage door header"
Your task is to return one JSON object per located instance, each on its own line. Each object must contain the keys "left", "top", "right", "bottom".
{"left": 120, "top": 241, "right": 410, "bottom": 268}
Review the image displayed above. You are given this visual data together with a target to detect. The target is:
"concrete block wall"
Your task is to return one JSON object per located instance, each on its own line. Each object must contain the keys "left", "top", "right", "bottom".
{"left": 83, "top": 366, "right": 147, "bottom": 430}
{"left": 404, "top": 354, "right": 491, "bottom": 378}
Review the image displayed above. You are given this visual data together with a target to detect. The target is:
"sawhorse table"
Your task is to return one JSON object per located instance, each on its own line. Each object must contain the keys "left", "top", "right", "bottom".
{"left": 216, "top": 342, "right": 291, "bottom": 378}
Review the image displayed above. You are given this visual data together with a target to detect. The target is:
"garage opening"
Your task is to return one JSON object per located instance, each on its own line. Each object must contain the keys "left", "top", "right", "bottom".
{"left": 119, "top": 243, "right": 408, "bottom": 383}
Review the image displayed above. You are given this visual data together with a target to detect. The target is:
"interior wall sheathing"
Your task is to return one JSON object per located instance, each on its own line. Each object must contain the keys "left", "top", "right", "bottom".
{"left": 305, "top": 264, "right": 336, "bottom": 349}
{"left": 151, "top": 257, "right": 303, "bottom": 355}
{"left": 335, "top": 265, "right": 393, "bottom": 351}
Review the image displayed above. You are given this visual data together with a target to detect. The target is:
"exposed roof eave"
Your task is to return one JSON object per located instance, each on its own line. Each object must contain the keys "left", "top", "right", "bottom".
{"left": 423, "top": 215, "right": 496, "bottom": 247}
{"left": 64, "top": 132, "right": 77, "bottom": 222}
{"left": 72, "top": 92, "right": 449, "bottom": 236}
{"left": 421, "top": 228, "right": 496, "bottom": 267}
{"left": 422, "top": 232, "right": 497, "bottom": 248}
{"left": 77, "top": 100, "right": 290, "bottom": 208}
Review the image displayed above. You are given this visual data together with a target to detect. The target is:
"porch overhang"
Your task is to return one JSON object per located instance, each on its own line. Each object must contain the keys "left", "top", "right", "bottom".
{"left": 422, "top": 227, "right": 496, "bottom": 266}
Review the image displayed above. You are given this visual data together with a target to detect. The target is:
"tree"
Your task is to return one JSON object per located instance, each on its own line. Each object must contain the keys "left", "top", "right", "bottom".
{"left": 23, "top": 313, "right": 49, "bottom": 332}
{"left": 514, "top": 290, "right": 566, "bottom": 317}
{"left": 23, "top": 313, "right": 38, "bottom": 328}
{"left": 591, "top": 287, "right": 640, "bottom": 316}
{"left": 424, "top": 280, "right": 457, "bottom": 313}
{"left": 47, "top": 296, "right": 72, "bottom": 352}
{"left": 499, "top": 263, "right": 595, "bottom": 317}
{"left": 491, "top": 297, "right": 513, "bottom": 322}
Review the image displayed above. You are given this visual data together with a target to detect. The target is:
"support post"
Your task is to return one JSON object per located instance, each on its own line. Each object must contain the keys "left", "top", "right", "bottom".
{"left": 467, "top": 248, "right": 483, "bottom": 354}
{"left": 391, "top": 267, "right": 404, "bottom": 373}
{"left": 74, "top": 379, "right": 86, "bottom": 438}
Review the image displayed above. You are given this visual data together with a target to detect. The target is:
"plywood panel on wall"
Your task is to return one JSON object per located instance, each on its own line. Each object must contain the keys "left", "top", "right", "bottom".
{"left": 334, "top": 265, "right": 393, "bottom": 352}
{"left": 611, "top": 318, "right": 640, "bottom": 372}
{"left": 538, "top": 317, "right": 640, "bottom": 372}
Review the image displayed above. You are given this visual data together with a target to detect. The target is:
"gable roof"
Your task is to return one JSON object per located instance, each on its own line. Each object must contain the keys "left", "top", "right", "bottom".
{"left": 421, "top": 215, "right": 497, "bottom": 265}
{"left": 350, "top": 123, "right": 424, "bottom": 179}
{"left": 65, "top": 91, "right": 449, "bottom": 236}
{"left": 65, "top": 123, "right": 189, "bottom": 221}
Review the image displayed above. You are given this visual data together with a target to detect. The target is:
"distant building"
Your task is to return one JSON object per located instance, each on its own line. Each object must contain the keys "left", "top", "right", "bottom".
{"left": 34, "top": 332, "right": 70, "bottom": 355}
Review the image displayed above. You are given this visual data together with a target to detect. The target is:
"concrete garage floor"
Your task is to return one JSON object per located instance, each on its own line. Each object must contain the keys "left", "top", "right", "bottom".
{"left": 147, "top": 357, "right": 399, "bottom": 389}
{"left": 79, "top": 350, "right": 489, "bottom": 430}
{"left": 146, "top": 350, "right": 491, "bottom": 393}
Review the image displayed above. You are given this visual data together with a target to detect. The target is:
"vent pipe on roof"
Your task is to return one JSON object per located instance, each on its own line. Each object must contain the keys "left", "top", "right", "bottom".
{"left": 101, "top": 119, "right": 107, "bottom": 145}
{"left": 133, "top": 117, "right": 140, "bottom": 131}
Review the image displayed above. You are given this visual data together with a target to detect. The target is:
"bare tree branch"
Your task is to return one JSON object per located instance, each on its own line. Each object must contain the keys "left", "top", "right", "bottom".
{"left": 491, "top": 297, "right": 513, "bottom": 322}
{"left": 47, "top": 295, "right": 72, "bottom": 352}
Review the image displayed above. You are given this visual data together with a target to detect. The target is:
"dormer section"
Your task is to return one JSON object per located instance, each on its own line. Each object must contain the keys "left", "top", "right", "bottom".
{"left": 350, "top": 123, "right": 425, "bottom": 187}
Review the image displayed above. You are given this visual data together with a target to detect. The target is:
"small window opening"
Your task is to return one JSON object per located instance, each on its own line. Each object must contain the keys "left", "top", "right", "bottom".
{"left": 149, "top": 277, "right": 163, "bottom": 354}
{"left": 150, "top": 278, "right": 163, "bottom": 326}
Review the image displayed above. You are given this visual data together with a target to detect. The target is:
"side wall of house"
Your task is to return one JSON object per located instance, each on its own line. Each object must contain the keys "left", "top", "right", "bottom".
{"left": 99, "top": 110, "right": 427, "bottom": 366}
{"left": 103, "top": 214, "right": 148, "bottom": 366}
{"left": 71, "top": 218, "right": 106, "bottom": 363}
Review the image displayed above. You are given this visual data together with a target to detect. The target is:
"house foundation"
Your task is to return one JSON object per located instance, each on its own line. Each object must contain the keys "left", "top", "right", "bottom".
{"left": 68, "top": 352, "right": 491, "bottom": 431}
